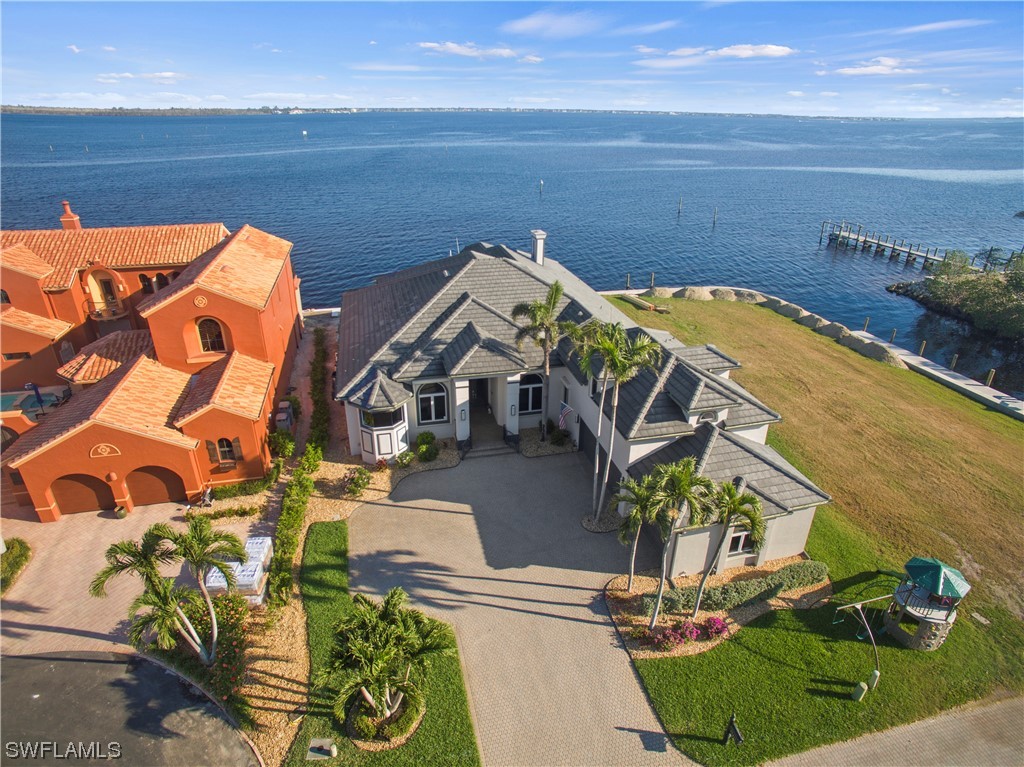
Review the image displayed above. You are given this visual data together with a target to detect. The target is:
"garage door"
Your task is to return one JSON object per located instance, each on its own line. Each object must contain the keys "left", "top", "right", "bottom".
{"left": 51, "top": 474, "right": 116, "bottom": 514}
{"left": 126, "top": 466, "right": 187, "bottom": 506}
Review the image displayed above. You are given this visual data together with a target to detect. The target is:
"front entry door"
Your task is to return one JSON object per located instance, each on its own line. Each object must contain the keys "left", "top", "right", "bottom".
{"left": 469, "top": 378, "right": 489, "bottom": 410}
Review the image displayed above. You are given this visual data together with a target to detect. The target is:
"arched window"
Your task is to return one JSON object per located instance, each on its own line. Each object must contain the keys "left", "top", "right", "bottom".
{"left": 217, "top": 438, "right": 235, "bottom": 462}
{"left": 518, "top": 373, "right": 543, "bottom": 414}
{"left": 0, "top": 289, "right": 10, "bottom": 304}
{"left": 198, "top": 318, "right": 226, "bottom": 352}
{"left": 417, "top": 383, "right": 448, "bottom": 424}
{"left": 139, "top": 275, "right": 154, "bottom": 294}
{"left": 156, "top": 273, "right": 169, "bottom": 289}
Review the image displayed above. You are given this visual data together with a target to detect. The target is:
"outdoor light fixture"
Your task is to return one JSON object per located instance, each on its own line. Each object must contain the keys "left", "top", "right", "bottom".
{"left": 511, "top": 405, "right": 516, "bottom": 416}
{"left": 460, "top": 409, "right": 466, "bottom": 421}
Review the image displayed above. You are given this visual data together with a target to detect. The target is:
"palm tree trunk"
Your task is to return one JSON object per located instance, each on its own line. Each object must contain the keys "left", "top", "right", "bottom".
{"left": 594, "top": 383, "right": 620, "bottom": 522}
{"left": 540, "top": 347, "right": 551, "bottom": 441}
{"left": 174, "top": 606, "right": 210, "bottom": 664}
{"left": 627, "top": 530, "right": 640, "bottom": 592}
{"left": 360, "top": 686, "right": 378, "bottom": 713}
{"left": 196, "top": 573, "right": 219, "bottom": 664}
{"left": 649, "top": 534, "right": 673, "bottom": 630}
{"left": 173, "top": 618, "right": 209, "bottom": 662}
{"left": 591, "top": 371, "right": 611, "bottom": 517}
{"left": 691, "top": 521, "right": 731, "bottom": 619}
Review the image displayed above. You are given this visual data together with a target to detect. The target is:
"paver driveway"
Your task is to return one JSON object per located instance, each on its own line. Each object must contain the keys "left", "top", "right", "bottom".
{"left": 348, "top": 451, "right": 688, "bottom": 767}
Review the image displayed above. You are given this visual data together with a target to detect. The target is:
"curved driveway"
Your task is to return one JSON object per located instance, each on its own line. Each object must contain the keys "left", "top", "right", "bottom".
{"left": 348, "top": 451, "right": 686, "bottom": 767}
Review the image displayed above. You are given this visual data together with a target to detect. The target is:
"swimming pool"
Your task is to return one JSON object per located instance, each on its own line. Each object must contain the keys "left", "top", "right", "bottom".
{"left": 0, "top": 392, "right": 60, "bottom": 411}
{"left": 0, "top": 393, "right": 26, "bottom": 411}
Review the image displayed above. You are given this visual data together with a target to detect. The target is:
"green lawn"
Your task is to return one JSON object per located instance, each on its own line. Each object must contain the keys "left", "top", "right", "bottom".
{"left": 612, "top": 296, "right": 1024, "bottom": 766}
{"left": 283, "top": 522, "right": 480, "bottom": 767}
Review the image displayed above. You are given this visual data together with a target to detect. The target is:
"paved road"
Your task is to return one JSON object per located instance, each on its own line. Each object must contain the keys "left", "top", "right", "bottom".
{"left": 1, "top": 652, "right": 257, "bottom": 766}
{"left": 348, "top": 451, "right": 686, "bottom": 767}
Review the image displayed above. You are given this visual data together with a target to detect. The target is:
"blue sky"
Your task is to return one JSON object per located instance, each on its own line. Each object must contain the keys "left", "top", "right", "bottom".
{"left": 3, "top": 2, "right": 1021, "bottom": 117}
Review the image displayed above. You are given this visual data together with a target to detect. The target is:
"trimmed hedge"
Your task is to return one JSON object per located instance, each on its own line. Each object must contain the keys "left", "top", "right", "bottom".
{"left": 211, "top": 459, "right": 282, "bottom": 500}
{"left": 642, "top": 560, "right": 829, "bottom": 616}
{"left": 267, "top": 468, "right": 315, "bottom": 605}
{"left": 184, "top": 505, "right": 261, "bottom": 522}
{"left": 1, "top": 538, "right": 31, "bottom": 594}
{"left": 308, "top": 327, "right": 331, "bottom": 451}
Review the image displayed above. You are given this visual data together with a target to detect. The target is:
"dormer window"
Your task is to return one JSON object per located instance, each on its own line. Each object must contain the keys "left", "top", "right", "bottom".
{"left": 698, "top": 411, "right": 717, "bottom": 424}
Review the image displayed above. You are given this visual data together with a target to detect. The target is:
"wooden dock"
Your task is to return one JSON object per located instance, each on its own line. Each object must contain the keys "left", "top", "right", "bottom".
{"left": 820, "top": 221, "right": 949, "bottom": 267}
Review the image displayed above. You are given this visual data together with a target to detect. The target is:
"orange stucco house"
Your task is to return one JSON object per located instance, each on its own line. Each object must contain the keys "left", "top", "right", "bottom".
{"left": 1, "top": 203, "right": 303, "bottom": 521}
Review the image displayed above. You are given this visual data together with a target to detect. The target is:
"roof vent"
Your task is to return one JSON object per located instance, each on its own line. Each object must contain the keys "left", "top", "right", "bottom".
{"left": 443, "top": 269, "right": 449, "bottom": 278}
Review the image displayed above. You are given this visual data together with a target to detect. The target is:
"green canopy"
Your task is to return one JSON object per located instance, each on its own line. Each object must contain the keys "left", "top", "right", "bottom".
{"left": 904, "top": 557, "right": 971, "bottom": 599}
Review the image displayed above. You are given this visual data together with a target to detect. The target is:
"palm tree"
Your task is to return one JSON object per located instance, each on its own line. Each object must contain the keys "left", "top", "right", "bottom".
{"left": 691, "top": 479, "right": 766, "bottom": 618}
{"left": 317, "top": 587, "right": 456, "bottom": 726}
{"left": 157, "top": 517, "right": 245, "bottom": 664}
{"left": 648, "top": 459, "right": 715, "bottom": 629}
{"left": 594, "top": 329, "right": 662, "bottom": 520}
{"left": 512, "top": 280, "right": 573, "bottom": 440}
{"left": 610, "top": 474, "right": 664, "bottom": 593}
{"left": 127, "top": 577, "right": 208, "bottom": 661}
{"left": 90, "top": 527, "right": 210, "bottom": 662}
{"left": 569, "top": 321, "right": 625, "bottom": 517}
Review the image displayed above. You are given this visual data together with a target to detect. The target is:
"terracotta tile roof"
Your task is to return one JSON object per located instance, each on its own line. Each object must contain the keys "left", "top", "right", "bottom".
{"left": 174, "top": 352, "right": 274, "bottom": 425}
{"left": 4, "top": 355, "right": 196, "bottom": 467}
{"left": 1, "top": 243, "right": 55, "bottom": 279}
{"left": 139, "top": 225, "right": 292, "bottom": 314}
{"left": 0, "top": 304, "right": 73, "bottom": 340}
{"left": 0, "top": 223, "right": 229, "bottom": 291}
{"left": 57, "top": 330, "right": 154, "bottom": 385}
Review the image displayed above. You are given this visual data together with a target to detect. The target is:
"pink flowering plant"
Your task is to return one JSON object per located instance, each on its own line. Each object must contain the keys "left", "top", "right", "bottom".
{"left": 704, "top": 616, "right": 730, "bottom": 638}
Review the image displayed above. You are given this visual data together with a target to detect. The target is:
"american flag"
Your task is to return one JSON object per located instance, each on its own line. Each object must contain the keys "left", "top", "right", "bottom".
{"left": 558, "top": 401, "right": 574, "bottom": 429}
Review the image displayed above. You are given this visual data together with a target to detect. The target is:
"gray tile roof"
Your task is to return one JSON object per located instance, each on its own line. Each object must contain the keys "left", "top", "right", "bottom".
{"left": 630, "top": 424, "right": 830, "bottom": 518}
{"left": 346, "top": 368, "right": 414, "bottom": 412}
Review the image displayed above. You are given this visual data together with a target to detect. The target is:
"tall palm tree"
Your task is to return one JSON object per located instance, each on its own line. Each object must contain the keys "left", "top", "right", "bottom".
{"left": 317, "top": 587, "right": 456, "bottom": 725}
{"left": 512, "top": 280, "right": 574, "bottom": 440}
{"left": 594, "top": 329, "right": 662, "bottom": 520}
{"left": 648, "top": 459, "right": 715, "bottom": 629}
{"left": 691, "top": 479, "right": 766, "bottom": 618}
{"left": 127, "top": 577, "right": 208, "bottom": 661}
{"left": 569, "top": 321, "right": 625, "bottom": 517}
{"left": 610, "top": 474, "right": 664, "bottom": 593}
{"left": 156, "top": 517, "right": 245, "bottom": 664}
{"left": 90, "top": 527, "right": 209, "bottom": 661}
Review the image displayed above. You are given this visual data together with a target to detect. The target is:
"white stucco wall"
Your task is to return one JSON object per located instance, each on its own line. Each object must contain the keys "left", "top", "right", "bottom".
{"left": 729, "top": 423, "right": 770, "bottom": 444}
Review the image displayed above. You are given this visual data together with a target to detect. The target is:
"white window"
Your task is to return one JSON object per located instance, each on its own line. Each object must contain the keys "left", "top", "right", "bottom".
{"left": 361, "top": 407, "right": 405, "bottom": 428}
{"left": 417, "top": 383, "right": 448, "bottom": 424}
{"left": 729, "top": 531, "right": 754, "bottom": 555}
{"left": 518, "top": 373, "right": 543, "bottom": 414}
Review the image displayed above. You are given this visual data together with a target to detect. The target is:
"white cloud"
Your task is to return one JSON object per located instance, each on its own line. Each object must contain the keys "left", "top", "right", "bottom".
{"left": 518, "top": 55, "right": 544, "bottom": 64}
{"left": 102, "top": 46, "right": 116, "bottom": 52}
{"left": 611, "top": 20, "right": 678, "bottom": 36}
{"left": 153, "top": 92, "right": 202, "bottom": 103}
{"left": 34, "top": 91, "right": 127, "bottom": 103}
{"left": 242, "top": 92, "right": 353, "bottom": 102}
{"left": 271, "top": 49, "right": 283, "bottom": 54}
{"left": 836, "top": 57, "right": 919, "bottom": 76}
{"left": 67, "top": 45, "right": 82, "bottom": 54}
{"left": 508, "top": 96, "right": 560, "bottom": 104}
{"left": 315, "top": 75, "right": 327, "bottom": 80}
{"left": 96, "top": 71, "right": 186, "bottom": 85}
{"left": 418, "top": 41, "right": 518, "bottom": 59}
{"left": 207, "top": 95, "right": 230, "bottom": 102}
{"left": 890, "top": 19, "right": 992, "bottom": 36}
{"left": 787, "top": 91, "right": 805, "bottom": 97}
{"left": 633, "top": 56, "right": 706, "bottom": 70}
{"left": 905, "top": 105, "right": 942, "bottom": 112}
{"left": 352, "top": 63, "right": 424, "bottom": 72}
{"left": 707, "top": 44, "right": 797, "bottom": 58}
{"left": 634, "top": 45, "right": 663, "bottom": 55}
{"left": 501, "top": 10, "right": 605, "bottom": 40}
{"left": 815, "top": 70, "right": 828, "bottom": 76}
{"left": 819, "top": 91, "right": 840, "bottom": 97}
{"left": 668, "top": 47, "right": 705, "bottom": 57}
{"left": 369, "top": 40, "right": 377, "bottom": 45}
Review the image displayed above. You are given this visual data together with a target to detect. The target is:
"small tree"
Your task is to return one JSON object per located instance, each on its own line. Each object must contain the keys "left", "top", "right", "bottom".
{"left": 691, "top": 480, "right": 766, "bottom": 618}
{"left": 512, "top": 281, "right": 575, "bottom": 440}
{"left": 316, "top": 587, "right": 456, "bottom": 726}
{"left": 610, "top": 474, "right": 663, "bottom": 593}
{"left": 127, "top": 577, "right": 207, "bottom": 658}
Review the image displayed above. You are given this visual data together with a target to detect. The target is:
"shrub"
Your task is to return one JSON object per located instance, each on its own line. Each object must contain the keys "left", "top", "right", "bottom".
{"left": 417, "top": 442, "right": 439, "bottom": 462}
{"left": 381, "top": 699, "right": 421, "bottom": 740}
{"left": 211, "top": 459, "right": 282, "bottom": 500}
{"left": 184, "top": 505, "right": 260, "bottom": 522}
{"left": 285, "top": 394, "right": 302, "bottom": 420}
{"left": 267, "top": 467, "right": 315, "bottom": 606}
{"left": 628, "top": 626, "right": 650, "bottom": 641}
{"left": 416, "top": 431, "right": 436, "bottom": 448}
{"left": 298, "top": 444, "right": 322, "bottom": 475}
{"left": 705, "top": 616, "right": 730, "bottom": 638}
{"left": 652, "top": 627, "right": 684, "bottom": 651}
{"left": 395, "top": 450, "right": 415, "bottom": 468}
{"left": 343, "top": 466, "right": 372, "bottom": 497}
{"left": 170, "top": 592, "right": 250, "bottom": 703}
{"left": 642, "top": 560, "right": 829, "bottom": 615}
{"left": 550, "top": 428, "right": 570, "bottom": 446}
{"left": 376, "top": 457, "right": 389, "bottom": 472}
{"left": 1, "top": 538, "right": 31, "bottom": 594}
{"left": 308, "top": 327, "right": 331, "bottom": 451}
{"left": 268, "top": 430, "right": 295, "bottom": 459}
{"left": 674, "top": 620, "right": 701, "bottom": 642}
{"left": 353, "top": 710, "right": 378, "bottom": 741}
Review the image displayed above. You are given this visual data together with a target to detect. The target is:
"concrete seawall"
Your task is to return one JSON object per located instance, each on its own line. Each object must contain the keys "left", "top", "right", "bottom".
{"left": 600, "top": 286, "right": 1024, "bottom": 421}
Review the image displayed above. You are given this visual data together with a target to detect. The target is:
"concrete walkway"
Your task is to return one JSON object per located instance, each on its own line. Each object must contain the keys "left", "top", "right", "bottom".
{"left": 348, "top": 451, "right": 686, "bottom": 767}
{"left": 852, "top": 331, "right": 1024, "bottom": 421}
{"left": 770, "top": 695, "right": 1024, "bottom": 767}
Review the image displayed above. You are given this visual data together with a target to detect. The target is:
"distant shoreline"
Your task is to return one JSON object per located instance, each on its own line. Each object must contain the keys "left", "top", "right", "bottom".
{"left": 0, "top": 105, "right": 965, "bottom": 121}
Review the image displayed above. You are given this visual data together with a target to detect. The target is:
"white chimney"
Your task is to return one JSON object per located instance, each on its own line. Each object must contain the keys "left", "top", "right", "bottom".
{"left": 531, "top": 229, "right": 547, "bottom": 265}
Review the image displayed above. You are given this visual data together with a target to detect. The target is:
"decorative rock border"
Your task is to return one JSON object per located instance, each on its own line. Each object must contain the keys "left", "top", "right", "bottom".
{"left": 606, "top": 286, "right": 908, "bottom": 370}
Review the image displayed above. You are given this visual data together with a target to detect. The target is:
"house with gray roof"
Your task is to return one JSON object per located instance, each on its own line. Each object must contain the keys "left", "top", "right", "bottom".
{"left": 335, "top": 230, "right": 829, "bottom": 576}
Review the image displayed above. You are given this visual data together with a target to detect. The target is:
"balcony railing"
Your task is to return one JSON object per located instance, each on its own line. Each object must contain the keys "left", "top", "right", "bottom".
{"left": 84, "top": 299, "right": 128, "bottom": 320}
{"left": 894, "top": 582, "right": 959, "bottom": 622}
